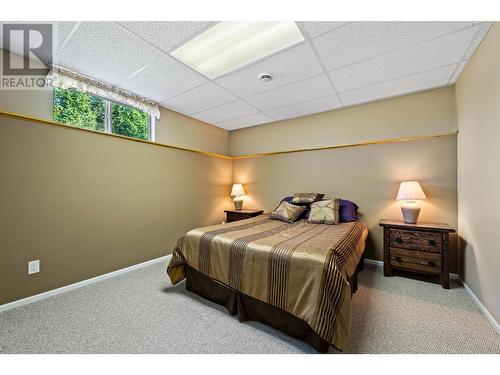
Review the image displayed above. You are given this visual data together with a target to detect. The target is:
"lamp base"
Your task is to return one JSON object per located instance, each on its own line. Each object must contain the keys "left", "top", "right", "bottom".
{"left": 233, "top": 199, "right": 243, "bottom": 211}
{"left": 401, "top": 202, "right": 421, "bottom": 224}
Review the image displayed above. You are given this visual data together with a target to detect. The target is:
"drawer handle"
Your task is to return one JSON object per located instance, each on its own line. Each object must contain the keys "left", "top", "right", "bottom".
{"left": 395, "top": 256, "right": 402, "bottom": 261}
{"left": 428, "top": 240, "right": 437, "bottom": 246}
{"left": 427, "top": 261, "right": 436, "bottom": 267}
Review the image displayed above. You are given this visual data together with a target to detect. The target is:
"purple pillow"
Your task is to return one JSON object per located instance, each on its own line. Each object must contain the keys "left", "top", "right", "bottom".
{"left": 339, "top": 199, "right": 359, "bottom": 222}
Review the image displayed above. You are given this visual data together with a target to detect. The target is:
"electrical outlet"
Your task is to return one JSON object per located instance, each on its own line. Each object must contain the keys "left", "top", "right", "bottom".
{"left": 28, "top": 260, "right": 40, "bottom": 275}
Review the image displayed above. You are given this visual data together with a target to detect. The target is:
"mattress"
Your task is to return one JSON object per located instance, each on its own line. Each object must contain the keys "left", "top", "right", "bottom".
{"left": 167, "top": 214, "right": 368, "bottom": 350}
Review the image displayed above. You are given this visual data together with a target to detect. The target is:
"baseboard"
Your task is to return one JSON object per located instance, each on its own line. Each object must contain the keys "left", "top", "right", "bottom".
{"left": 363, "top": 257, "right": 499, "bottom": 334}
{"left": 364, "top": 258, "right": 383, "bottom": 267}
{"left": 0, "top": 254, "right": 172, "bottom": 313}
{"left": 461, "top": 280, "right": 500, "bottom": 334}
{"left": 3, "top": 254, "right": 498, "bottom": 336}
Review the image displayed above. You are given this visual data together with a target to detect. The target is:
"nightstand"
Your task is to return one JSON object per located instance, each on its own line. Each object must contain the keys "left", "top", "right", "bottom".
{"left": 379, "top": 219, "right": 455, "bottom": 289}
{"left": 224, "top": 209, "right": 263, "bottom": 223}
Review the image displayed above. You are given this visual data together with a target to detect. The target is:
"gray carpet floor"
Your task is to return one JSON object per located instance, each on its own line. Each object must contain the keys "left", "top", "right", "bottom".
{"left": 0, "top": 262, "right": 499, "bottom": 354}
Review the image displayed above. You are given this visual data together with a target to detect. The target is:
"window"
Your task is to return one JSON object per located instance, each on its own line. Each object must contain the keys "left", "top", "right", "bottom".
{"left": 53, "top": 88, "right": 155, "bottom": 141}
{"left": 111, "top": 102, "right": 149, "bottom": 140}
{"left": 53, "top": 88, "right": 105, "bottom": 131}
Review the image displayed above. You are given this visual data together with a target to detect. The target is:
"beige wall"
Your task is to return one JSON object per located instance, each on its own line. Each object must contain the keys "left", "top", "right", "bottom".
{"left": 456, "top": 23, "right": 500, "bottom": 323}
{"left": 0, "top": 49, "right": 232, "bottom": 305}
{"left": 0, "top": 115, "right": 232, "bottom": 305}
{"left": 233, "top": 136, "right": 458, "bottom": 271}
{"left": 155, "top": 107, "right": 229, "bottom": 155}
{"left": 230, "top": 87, "right": 457, "bottom": 156}
{"left": 0, "top": 89, "right": 53, "bottom": 120}
{"left": 231, "top": 88, "right": 459, "bottom": 271}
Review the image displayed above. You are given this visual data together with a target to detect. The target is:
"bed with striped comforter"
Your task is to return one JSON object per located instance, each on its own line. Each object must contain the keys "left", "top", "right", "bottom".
{"left": 167, "top": 214, "right": 368, "bottom": 350}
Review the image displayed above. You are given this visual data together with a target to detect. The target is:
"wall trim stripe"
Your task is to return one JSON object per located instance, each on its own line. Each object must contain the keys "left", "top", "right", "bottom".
{"left": 0, "top": 110, "right": 233, "bottom": 160}
{"left": 364, "top": 258, "right": 499, "bottom": 334}
{"left": 232, "top": 131, "right": 458, "bottom": 159}
{"left": 1, "top": 110, "right": 457, "bottom": 161}
{"left": 0, "top": 254, "right": 172, "bottom": 313}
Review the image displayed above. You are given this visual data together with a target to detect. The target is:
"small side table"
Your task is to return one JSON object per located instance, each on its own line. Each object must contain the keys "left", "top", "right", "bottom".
{"left": 379, "top": 219, "right": 455, "bottom": 289}
{"left": 224, "top": 209, "right": 263, "bottom": 223}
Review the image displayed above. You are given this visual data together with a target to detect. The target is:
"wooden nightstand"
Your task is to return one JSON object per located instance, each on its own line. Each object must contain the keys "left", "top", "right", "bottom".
{"left": 224, "top": 209, "right": 263, "bottom": 223}
{"left": 379, "top": 219, "right": 455, "bottom": 289}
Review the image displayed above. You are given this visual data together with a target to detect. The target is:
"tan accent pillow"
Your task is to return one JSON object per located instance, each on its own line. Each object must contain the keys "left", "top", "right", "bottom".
{"left": 308, "top": 199, "right": 341, "bottom": 225}
{"left": 292, "top": 192, "right": 324, "bottom": 205}
{"left": 270, "top": 201, "right": 306, "bottom": 223}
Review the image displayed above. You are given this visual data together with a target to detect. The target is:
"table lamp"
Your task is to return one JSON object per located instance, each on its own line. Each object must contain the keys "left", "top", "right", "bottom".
{"left": 231, "top": 183, "right": 245, "bottom": 211}
{"left": 396, "top": 181, "right": 427, "bottom": 224}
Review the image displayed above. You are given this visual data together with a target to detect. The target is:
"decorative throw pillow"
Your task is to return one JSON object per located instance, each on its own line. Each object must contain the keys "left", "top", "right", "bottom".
{"left": 279, "top": 196, "right": 310, "bottom": 219}
{"left": 292, "top": 193, "right": 324, "bottom": 205}
{"left": 339, "top": 199, "right": 359, "bottom": 222}
{"left": 270, "top": 201, "right": 306, "bottom": 223}
{"left": 308, "top": 199, "right": 341, "bottom": 225}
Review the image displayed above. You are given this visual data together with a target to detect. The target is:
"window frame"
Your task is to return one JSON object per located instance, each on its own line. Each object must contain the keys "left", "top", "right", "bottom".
{"left": 54, "top": 88, "right": 155, "bottom": 142}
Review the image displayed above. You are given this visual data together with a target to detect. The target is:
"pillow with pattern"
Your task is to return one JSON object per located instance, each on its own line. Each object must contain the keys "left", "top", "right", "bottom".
{"left": 292, "top": 192, "right": 324, "bottom": 205}
{"left": 270, "top": 201, "right": 306, "bottom": 223}
{"left": 308, "top": 198, "right": 341, "bottom": 225}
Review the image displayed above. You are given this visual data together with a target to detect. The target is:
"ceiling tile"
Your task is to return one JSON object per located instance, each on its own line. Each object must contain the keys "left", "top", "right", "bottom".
{"left": 119, "top": 54, "right": 208, "bottom": 102}
{"left": 191, "top": 100, "right": 258, "bottom": 124}
{"left": 160, "top": 82, "right": 237, "bottom": 115}
{"left": 300, "top": 21, "right": 350, "bottom": 39}
{"left": 1, "top": 21, "right": 489, "bottom": 131}
{"left": 53, "top": 21, "right": 77, "bottom": 48}
{"left": 329, "top": 25, "right": 481, "bottom": 92}
{"left": 459, "top": 22, "right": 491, "bottom": 64}
{"left": 339, "top": 64, "right": 457, "bottom": 107}
{"left": 266, "top": 94, "right": 342, "bottom": 121}
{"left": 118, "top": 21, "right": 214, "bottom": 52}
{"left": 313, "top": 21, "right": 478, "bottom": 71}
{"left": 245, "top": 74, "right": 334, "bottom": 111}
{"left": 215, "top": 42, "right": 323, "bottom": 98}
{"left": 217, "top": 112, "right": 273, "bottom": 131}
{"left": 57, "top": 22, "right": 164, "bottom": 85}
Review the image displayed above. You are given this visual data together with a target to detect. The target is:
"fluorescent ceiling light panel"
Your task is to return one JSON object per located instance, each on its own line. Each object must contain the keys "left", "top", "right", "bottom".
{"left": 170, "top": 22, "right": 304, "bottom": 78}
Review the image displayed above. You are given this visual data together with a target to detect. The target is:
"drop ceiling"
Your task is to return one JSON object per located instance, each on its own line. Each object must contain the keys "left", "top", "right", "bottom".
{"left": 0, "top": 21, "right": 491, "bottom": 130}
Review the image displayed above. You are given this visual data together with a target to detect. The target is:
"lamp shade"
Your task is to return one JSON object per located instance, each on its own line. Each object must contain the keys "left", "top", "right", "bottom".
{"left": 231, "top": 183, "right": 245, "bottom": 197}
{"left": 396, "top": 181, "right": 427, "bottom": 201}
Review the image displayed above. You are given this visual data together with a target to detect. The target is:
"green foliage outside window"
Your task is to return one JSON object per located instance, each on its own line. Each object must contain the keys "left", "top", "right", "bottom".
{"left": 53, "top": 88, "right": 150, "bottom": 140}
{"left": 111, "top": 102, "right": 149, "bottom": 140}
{"left": 53, "top": 88, "right": 105, "bottom": 131}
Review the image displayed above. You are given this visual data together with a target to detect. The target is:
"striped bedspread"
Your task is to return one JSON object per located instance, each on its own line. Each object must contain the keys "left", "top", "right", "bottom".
{"left": 167, "top": 214, "right": 368, "bottom": 350}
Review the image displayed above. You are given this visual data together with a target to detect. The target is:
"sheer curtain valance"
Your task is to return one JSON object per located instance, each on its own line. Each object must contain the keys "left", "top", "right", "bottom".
{"left": 48, "top": 65, "right": 160, "bottom": 119}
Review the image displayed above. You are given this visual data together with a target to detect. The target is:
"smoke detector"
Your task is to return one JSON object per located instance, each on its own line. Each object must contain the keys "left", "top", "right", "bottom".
{"left": 258, "top": 73, "right": 273, "bottom": 82}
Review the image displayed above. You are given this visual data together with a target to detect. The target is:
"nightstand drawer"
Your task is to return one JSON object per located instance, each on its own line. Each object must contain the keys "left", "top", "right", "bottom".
{"left": 225, "top": 210, "right": 264, "bottom": 223}
{"left": 390, "top": 248, "right": 441, "bottom": 275}
{"left": 226, "top": 212, "right": 251, "bottom": 222}
{"left": 389, "top": 229, "right": 442, "bottom": 253}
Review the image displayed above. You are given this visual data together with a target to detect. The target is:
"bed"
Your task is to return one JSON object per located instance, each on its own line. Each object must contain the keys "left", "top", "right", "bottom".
{"left": 167, "top": 213, "right": 368, "bottom": 352}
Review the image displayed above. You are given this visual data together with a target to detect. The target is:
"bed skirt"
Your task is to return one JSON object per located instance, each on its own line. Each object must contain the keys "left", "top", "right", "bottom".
{"left": 184, "top": 255, "right": 363, "bottom": 353}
